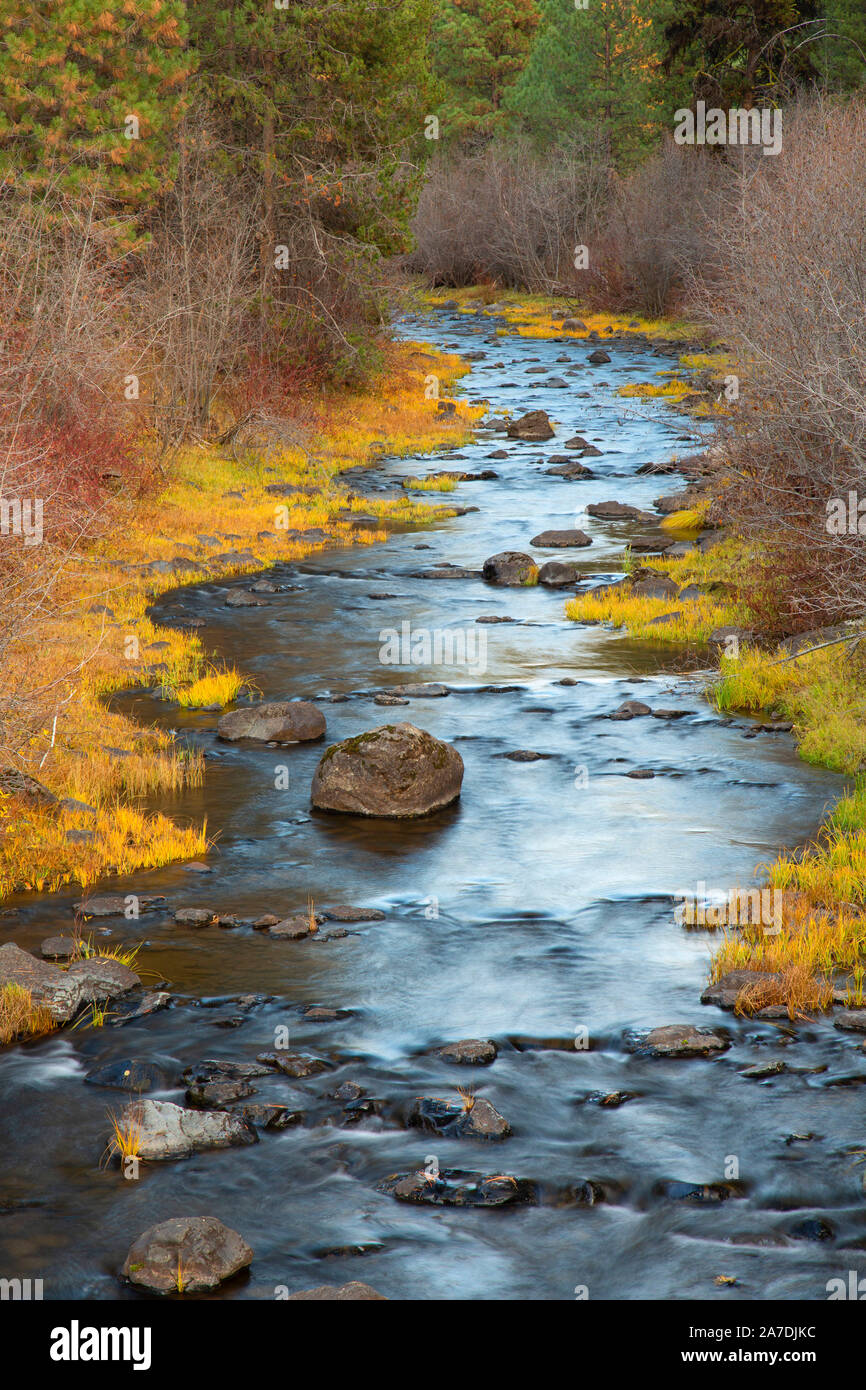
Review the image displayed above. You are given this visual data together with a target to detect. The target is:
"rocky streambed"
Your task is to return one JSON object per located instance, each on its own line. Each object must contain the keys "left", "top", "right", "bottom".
{"left": 0, "top": 304, "right": 862, "bottom": 1302}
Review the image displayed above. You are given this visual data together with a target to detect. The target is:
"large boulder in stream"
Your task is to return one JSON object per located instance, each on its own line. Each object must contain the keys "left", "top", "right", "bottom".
{"left": 506, "top": 410, "right": 554, "bottom": 442}
{"left": 122, "top": 1217, "right": 253, "bottom": 1294}
{"left": 217, "top": 701, "right": 325, "bottom": 744}
{"left": 114, "top": 1098, "right": 257, "bottom": 1160}
{"left": 0, "top": 943, "right": 140, "bottom": 1025}
{"left": 482, "top": 552, "right": 539, "bottom": 586}
{"left": 311, "top": 723, "right": 464, "bottom": 818}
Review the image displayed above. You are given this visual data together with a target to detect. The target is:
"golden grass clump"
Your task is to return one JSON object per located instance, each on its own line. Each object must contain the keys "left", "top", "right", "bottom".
{"left": 0, "top": 983, "right": 56, "bottom": 1046}
{"left": 1, "top": 339, "right": 475, "bottom": 903}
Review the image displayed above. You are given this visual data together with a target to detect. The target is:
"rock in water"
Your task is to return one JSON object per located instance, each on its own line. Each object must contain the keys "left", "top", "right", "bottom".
{"left": 217, "top": 701, "right": 325, "bottom": 743}
{"left": 114, "top": 1098, "right": 256, "bottom": 1160}
{"left": 0, "top": 943, "right": 140, "bottom": 1025}
{"left": 506, "top": 410, "right": 554, "bottom": 442}
{"left": 311, "top": 723, "right": 463, "bottom": 818}
{"left": 286, "top": 1282, "right": 387, "bottom": 1300}
{"left": 122, "top": 1216, "right": 253, "bottom": 1294}
{"left": 482, "top": 552, "right": 539, "bottom": 586}
{"left": 530, "top": 530, "right": 593, "bottom": 548}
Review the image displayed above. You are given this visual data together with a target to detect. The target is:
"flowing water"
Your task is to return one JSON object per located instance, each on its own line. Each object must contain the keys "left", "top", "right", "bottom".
{"left": 2, "top": 307, "right": 863, "bottom": 1302}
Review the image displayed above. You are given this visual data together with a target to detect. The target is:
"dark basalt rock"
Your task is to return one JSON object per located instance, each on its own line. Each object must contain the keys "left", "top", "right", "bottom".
{"left": 482, "top": 551, "right": 539, "bottom": 586}
{"left": 653, "top": 1179, "right": 742, "bottom": 1204}
{"left": 186, "top": 1079, "right": 258, "bottom": 1109}
{"left": 311, "top": 723, "right": 464, "bottom": 819}
{"left": 610, "top": 699, "right": 652, "bottom": 720}
{"left": 85, "top": 1059, "right": 168, "bottom": 1092}
{"left": 438, "top": 1039, "right": 498, "bottom": 1065}
{"left": 408, "top": 1096, "right": 510, "bottom": 1140}
{"left": 256, "top": 1052, "right": 330, "bottom": 1078}
{"left": 531, "top": 529, "right": 593, "bottom": 548}
{"left": 506, "top": 410, "right": 554, "bottom": 442}
{"left": 379, "top": 1168, "right": 536, "bottom": 1207}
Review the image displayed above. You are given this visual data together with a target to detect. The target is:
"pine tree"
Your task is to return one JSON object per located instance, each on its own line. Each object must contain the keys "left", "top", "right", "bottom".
{"left": 431, "top": 0, "right": 540, "bottom": 144}
{"left": 188, "top": 1, "right": 436, "bottom": 259}
{"left": 507, "top": 0, "right": 665, "bottom": 162}
{"left": 660, "top": 0, "right": 820, "bottom": 108}
{"left": 0, "top": 0, "right": 190, "bottom": 214}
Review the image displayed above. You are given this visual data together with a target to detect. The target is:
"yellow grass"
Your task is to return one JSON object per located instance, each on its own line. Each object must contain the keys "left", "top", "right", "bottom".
{"left": 404, "top": 475, "right": 458, "bottom": 492}
{"left": 618, "top": 379, "right": 690, "bottom": 399}
{"left": 172, "top": 667, "right": 249, "bottom": 709}
{"left": 1, "top": 340, "right": 476, "bottom": 902}
{"left": 105, "top": 1105, "right": 143, "bottom": 1164}
{"left": 0, "top": 983, "right": 56, "bottom": 1045}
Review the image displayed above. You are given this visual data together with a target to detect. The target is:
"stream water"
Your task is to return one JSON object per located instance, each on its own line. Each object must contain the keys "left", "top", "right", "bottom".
{"left": 1, "top": 306, "right": 863, "bottom": 1302}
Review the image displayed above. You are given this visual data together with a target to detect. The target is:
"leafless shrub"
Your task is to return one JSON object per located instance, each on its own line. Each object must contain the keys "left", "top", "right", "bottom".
{"left": 694, "top": 97, "right": 866, "bottom": 634}
{"left": 407, "top": 135, "right": 612, "bottom": 291}
{"left": 0, "top": 182, "right": 140, "bottom": 769}
{"left": 586, "top": 140, "right": 730, "bottom": 315}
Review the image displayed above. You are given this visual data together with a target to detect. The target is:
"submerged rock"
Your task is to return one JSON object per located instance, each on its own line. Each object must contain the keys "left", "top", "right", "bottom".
{"left": 74, "top": 894, "right": 164, "bottom": 918}
{"left": 323, "top": 906, "right": 385, "bottom": 922}
{"left": 653, "top": 1179, "right": 741, "bottom": 1204}
{"left": 586, "top": 500, "right": 650, "bottom": 521}
{"left": 311, "top": 723, "right": 464, "bottom": 819}
{"left": 122, "top": 1216, "right": 253, "bottom": 1294}
{"left": 217, "top": 701, "right": 325, "bottom": 744}
{"left": 85, "top": 1059, "right": 168, "bottom": 1092}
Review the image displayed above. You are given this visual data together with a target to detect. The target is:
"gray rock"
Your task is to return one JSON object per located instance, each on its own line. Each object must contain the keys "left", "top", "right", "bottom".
{"left": 115, "top": 1098, "right": 256, "bottom": 1160}
{"left": 218, "top": 701, "right": 326, "bottom": 744}
{"left": 643, "top": 1025, "right": 729, "bottom": 1057}
{"left": 834, "top": 1009, "right": 866, "bottom": 1033}
{"left": 74, "top": 894, "right": 164, "bottom": 918}
{"left": 311, "top": 722, "right": 463, "bottom": 818}
{"left": 40, "top": 936, "right": 77, "bottom": 961}
{"left": 0, "top": 943, "right": 139, "bottom": 1025}
{"left": 438, "top": 1039, "right": 497, "bottom": 1065}
{"left": 122, "top": 1216, "right": 253, "bottom": 1294}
